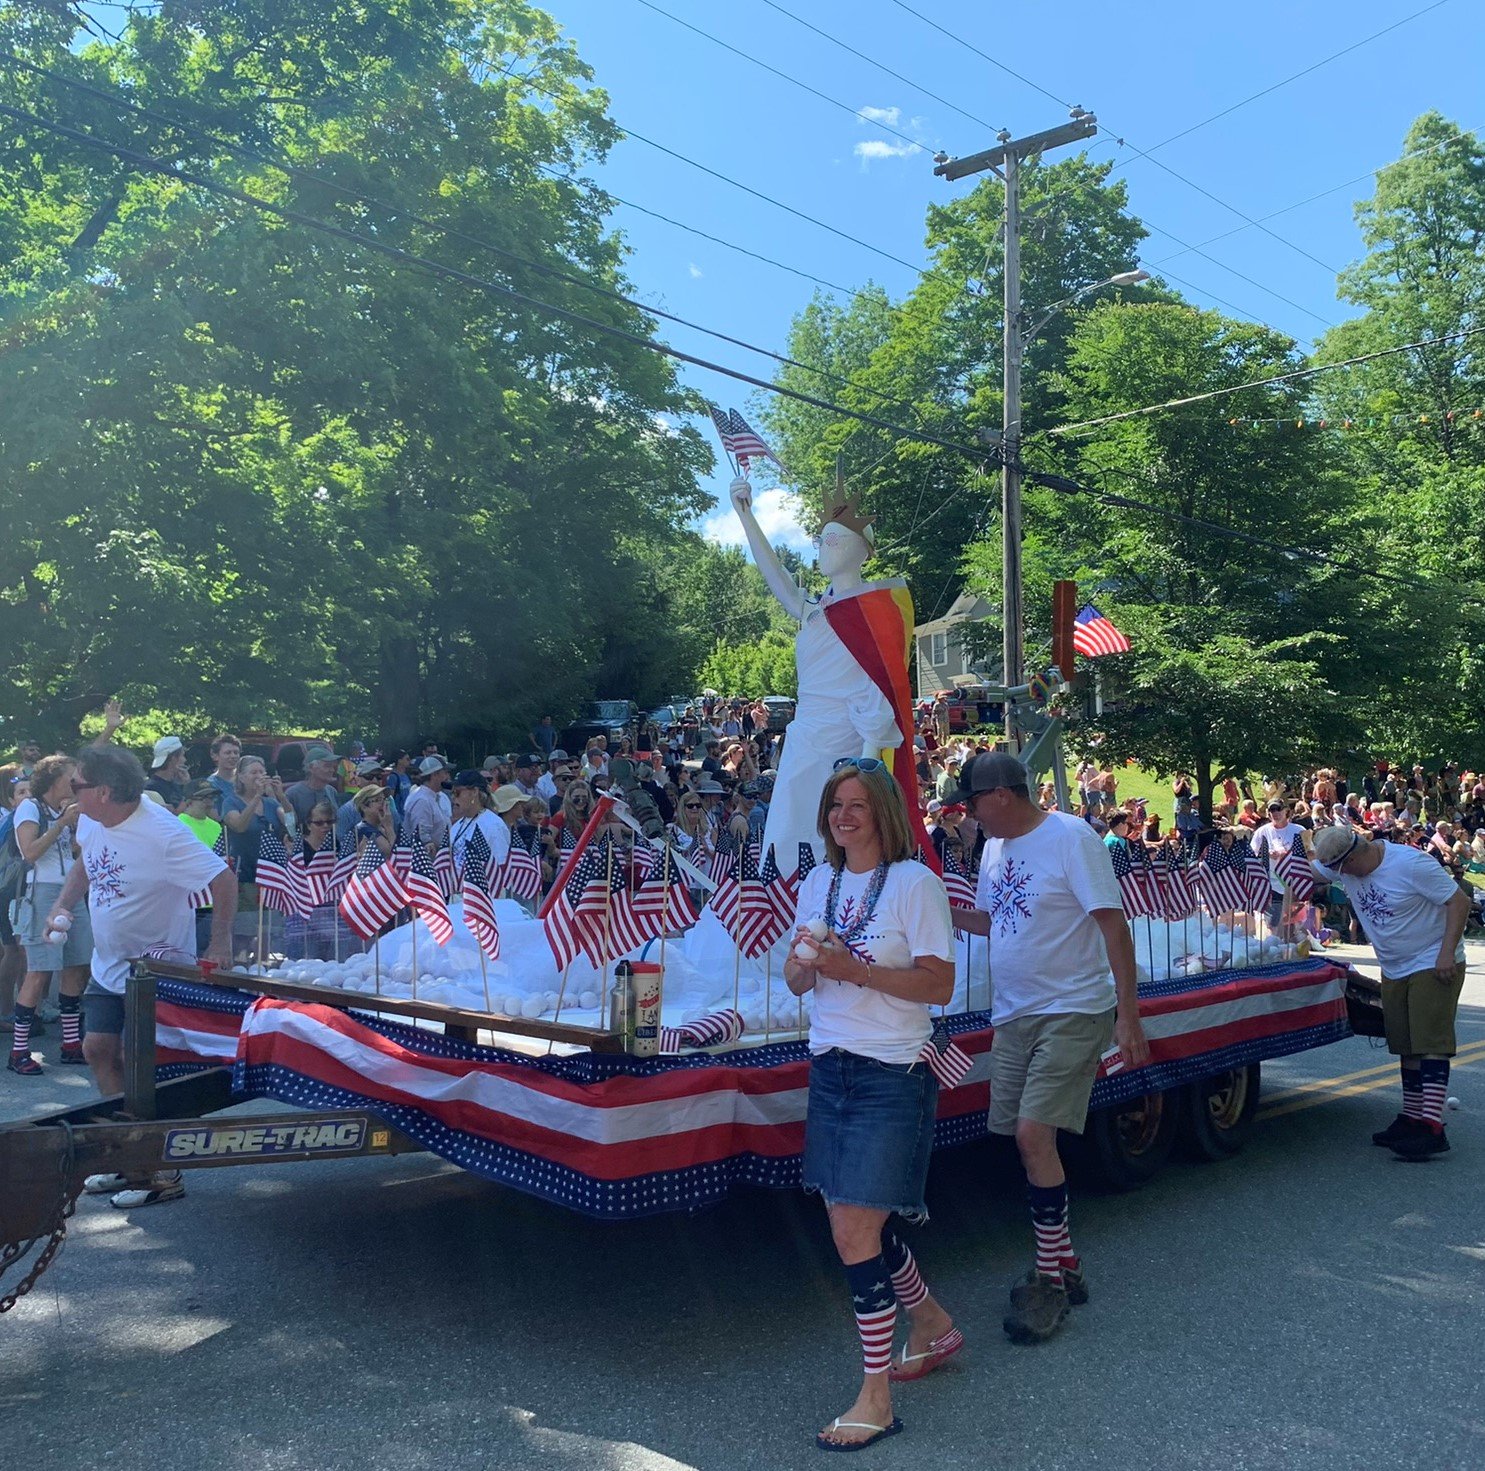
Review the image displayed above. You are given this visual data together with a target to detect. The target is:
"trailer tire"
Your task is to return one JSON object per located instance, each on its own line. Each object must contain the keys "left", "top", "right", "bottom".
{"left": 1179, "top": 1064, "right": 1260, "bottom": 1161}
{"left": 1069, "top": 1089, "right": 1177, "bottom": 1192}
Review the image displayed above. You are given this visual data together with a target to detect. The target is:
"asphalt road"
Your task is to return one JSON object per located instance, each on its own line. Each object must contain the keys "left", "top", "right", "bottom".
{"left": 3, "top": 948, "right": 1484, "bottom": 1471}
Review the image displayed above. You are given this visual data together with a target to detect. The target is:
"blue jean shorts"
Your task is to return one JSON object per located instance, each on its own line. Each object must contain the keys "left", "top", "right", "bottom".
{"left": 802, "top": 1048, "right": 938, "bottom": 1224}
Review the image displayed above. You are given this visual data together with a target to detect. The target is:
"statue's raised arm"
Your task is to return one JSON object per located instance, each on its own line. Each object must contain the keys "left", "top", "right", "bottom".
{"left": 729, "top": 476, "right": 807, "bottom": 623}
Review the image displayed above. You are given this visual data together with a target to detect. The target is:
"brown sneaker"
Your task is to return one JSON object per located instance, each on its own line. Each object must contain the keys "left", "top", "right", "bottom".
{"left": 1004, "top": 1271, "right": 1070, "bottom": 1344}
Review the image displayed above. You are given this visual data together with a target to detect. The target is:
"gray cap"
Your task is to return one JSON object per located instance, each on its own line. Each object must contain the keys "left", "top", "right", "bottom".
{"left": 956, "top": 751, "right": 1030, "bottom": 800}
{"left": 1312, "top": 825, "right": 1360, "bottom": 868}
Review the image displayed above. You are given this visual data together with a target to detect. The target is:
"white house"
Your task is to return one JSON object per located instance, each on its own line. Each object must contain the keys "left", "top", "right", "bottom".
{"left": 913, "top": 594, "right": 997, "bottom": 699}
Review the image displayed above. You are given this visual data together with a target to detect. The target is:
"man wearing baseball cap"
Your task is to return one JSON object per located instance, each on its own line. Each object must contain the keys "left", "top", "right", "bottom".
{"left": 403, "top": 755, "right": 451, "bottom": 852}
{"left": 145, "top": 736, "right": 189, "bottom": 811}
{"left": 1312, "top": 824, "right": 1470, "bottom": 1159}
{"left": 952, "top": 751, "right": 1149, "bottom": 1343}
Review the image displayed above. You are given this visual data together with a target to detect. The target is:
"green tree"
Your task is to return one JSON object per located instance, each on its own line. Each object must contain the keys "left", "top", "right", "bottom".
{"left": 0, "top": 0, "right": 710, "bottom": 754}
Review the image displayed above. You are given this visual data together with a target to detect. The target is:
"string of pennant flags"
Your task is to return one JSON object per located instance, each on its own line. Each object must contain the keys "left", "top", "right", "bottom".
{"left": 1226, "top": 408, "right": 1485, "bottom": 431}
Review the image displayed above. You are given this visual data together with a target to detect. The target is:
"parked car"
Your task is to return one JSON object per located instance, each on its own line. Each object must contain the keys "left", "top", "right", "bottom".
{"left": 559, "top": 700, "right": 638, "bottom": 754}
{"left": 761, "top": 696, "right": 796, "bottom": 732}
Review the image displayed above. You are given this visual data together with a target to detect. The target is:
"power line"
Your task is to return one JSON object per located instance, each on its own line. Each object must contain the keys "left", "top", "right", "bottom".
{"left": 756, "top": 0, "right": 1005, "bottom": 135}
{"left": 6, "top": 96, "right": 1478, "bottom": 608}
{"left": 631, "top": 0, "right": 934, "bottom": 154}
{"left": 1120, "top": 0, "right": 1452, "bottom": 163}
{"left": 885, "top": 0, "right": 1352, "bottom": 305}
{"left": 1049, "top": 326, "right": 1485, "bottom": 436}
{"left": 492, "top": 63, "right": 928, "bottom": 281}
{"left": 0, "top": 51, "right": 934, "bottom": 425}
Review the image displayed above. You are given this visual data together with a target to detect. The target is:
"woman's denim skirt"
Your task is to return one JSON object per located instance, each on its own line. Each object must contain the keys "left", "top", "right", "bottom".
{"left": 802, "top": 1047, "right": 939, "bottom": 1224}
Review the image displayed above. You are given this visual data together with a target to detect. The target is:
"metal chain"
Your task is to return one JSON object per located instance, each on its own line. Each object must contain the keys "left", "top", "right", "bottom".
{"left": 0, "top": 1121, "right": 79, "bottom": 1315}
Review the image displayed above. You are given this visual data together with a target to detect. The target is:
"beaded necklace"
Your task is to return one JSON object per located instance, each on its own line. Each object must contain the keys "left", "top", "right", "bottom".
{"left": 824, "top": 859, "right": 890, "bottom": 947}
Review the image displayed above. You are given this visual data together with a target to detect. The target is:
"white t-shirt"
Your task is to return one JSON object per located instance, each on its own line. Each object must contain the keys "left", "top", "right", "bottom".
{"left": 1312, "top": 843, "right": 1464, "bottom": 978}
{"left": 975, "top": 811, "right": 1122, "bottom": 1025}
{"left": 795, "top": 859, "right": 954, "bottom": 1066}
{"left": 78, "top": 801, "right": 227, "bottom": 993}
{"left": 13, "top": 797, "right": 76, "bottom": 884}
{"left": 451, "top": 810, "right": 509, "bottom": 876}
{"left": 1253, "top": 820, "right": 1306, "bottom": 894}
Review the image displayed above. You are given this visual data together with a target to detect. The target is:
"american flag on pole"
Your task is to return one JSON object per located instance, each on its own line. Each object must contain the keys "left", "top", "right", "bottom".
{"left": 497, "top": 841, "right": 543, "bottom": 904}
{"left": 460, "top": 830, "right": 501, "bottom": 963}
{"left": 1160, "top": 844, "right": 1198, "bottom": 921}
{"left": 630, "top": 852, "right": 700, "bottom": 940}
{"left": 939, "top": 846, "right": 978, "bottom": 911}
{"left": 433, "top": 840, "right": 458, "bottom": 901}
{"left": 1197, "top": 836, "right": 1250, "bottom": 916}
{"left": 707, "top": 827, "right": 739, "bottom": 888}
{"left": 406, "top": 844, "right": 453, "bottom": 945}
{"left": 707, "top": 401, "right": 739, "bottom": 463}
{"left": 1109, "top": 839, "right": 1161, "bottom": 918}
{"left": 1277, "top": 839, "right": 1317, "bottom": 904}
{"left": 726, "top": 408, "right": 785, "bottom": 472}
{"left": 1071, "top": 603, "right": 1131, "bottom": 658}
{"left": 338, "top": 842, "right": 407, "bottom": 941}
{"left": 707, "top": 840, "right": 743, "bottom": 936}
{"left": 324, "top": 838, "right": 360, "bottom": 906}
{"left": 187, "top": 827, "right": 229, "bottom": 910}
{"left": 1240, "top": 837, "right": 1272, "bottom": 913}
{"left": 737, "top": 844, "right": 788, "bottom": 959}
{"left": 256, "top": 828, "right": 306, "bottom": 918}
{"left": 543, "top": 845, "right": 624, "bottom": 970}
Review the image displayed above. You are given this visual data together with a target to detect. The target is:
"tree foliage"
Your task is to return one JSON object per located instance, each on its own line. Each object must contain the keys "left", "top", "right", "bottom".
{"left": 0, "top": 0, "right": 711, "bottom": 752}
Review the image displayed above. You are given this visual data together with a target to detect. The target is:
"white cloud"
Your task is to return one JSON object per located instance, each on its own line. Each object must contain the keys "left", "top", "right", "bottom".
{"left": 859, "top": 105, "right": 902, "bottom": 126}
{"left": 688, "top": 262, "right": 703, "bottom": 279}
{"left": 701, "top": 485, "right": 814, "bottom": 557}
{"left": 854, "top": 139, "right": 921, "bottom": 161}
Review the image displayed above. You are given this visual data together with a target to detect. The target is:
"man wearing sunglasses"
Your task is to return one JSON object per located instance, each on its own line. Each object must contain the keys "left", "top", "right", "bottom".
{"left": 1311, "top": 824, "right": 1470, "bottom": 1159}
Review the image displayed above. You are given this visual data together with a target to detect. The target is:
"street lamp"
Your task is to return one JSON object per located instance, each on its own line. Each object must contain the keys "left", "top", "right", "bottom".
{"left": 1023, "top": 268, "right": 1150, "bottom": 340}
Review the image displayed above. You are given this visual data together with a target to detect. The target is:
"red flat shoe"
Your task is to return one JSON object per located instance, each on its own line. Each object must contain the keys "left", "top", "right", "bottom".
{"left": 889, "top": 1326, "right": 964, "bottom": 1382}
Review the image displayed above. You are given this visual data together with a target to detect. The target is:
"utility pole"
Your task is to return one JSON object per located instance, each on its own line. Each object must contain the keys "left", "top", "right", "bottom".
{"left": 934, "top": 112, "right": 1097, "bottom": 744}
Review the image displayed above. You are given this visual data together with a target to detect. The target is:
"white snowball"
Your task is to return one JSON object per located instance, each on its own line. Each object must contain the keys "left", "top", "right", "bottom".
{"left": 579, "top": 990, "right": 600, "bottom": 1010}
{"left": 502, "top": 994, "right": 523, "bottom": 1015}
{"left": 519, "top": 995, "right": 545, "bottom": 1018}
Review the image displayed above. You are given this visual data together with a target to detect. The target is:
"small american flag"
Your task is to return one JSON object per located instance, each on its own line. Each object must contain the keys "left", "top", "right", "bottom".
{"left": 256, "top": 828, "right": 306, "bottom": 918}
{"left": 461, "top": 832, "right": 501, "bottom": 963}
{"left": 726, "top": 408, "right": 784, "bottom": 471}
{"left": 939, "top": 846, "right": 978, "bottom": 911}
{"left": 707, "top": 401, "right": 739, "bottom": 460}
{"left": 1277, "top": 839, "right": 1317, "bottom": 904}
{"left": 338, "top": 842, "right": 407, "bottom": 941}
{"left": 1240, "top": 837, "right": 1272, "bottom": 913}
{"left": 433, "top": 840, "right": 458, "bottom": 901}
{"left": 497, "top": 842, "right": 543, "bottom": 904}
{"left": 630, "top": 852, "right": 700, "bottom": 937}
{"left": 707, "top": 840, "right": 742, "bottom": 937}
{"left": 917, "top": 1018, "right": 974, "bottom": 1089}
{"left": 1159, "top": 845, "right": 1198, "bottom": 921}
{"left": 324, "top": 838, "right": 360, "bottom": 906}
{"left": 736, "top": 844, "right": 787, "bottom": 959}
{"left": 1109, "top": 839, "right": 1161, "bottom": 919}
{"left": 187, "top": 827, "right": 229, "bottom": 910}
{"left": 406, "top": 844, "right": 453, "bottom": 945}
{"left": 1071, "top": 603, "right": 1131, "bottom": 658}
{"left": 1197, "top": 836, "right": 1249, "bottom": 915}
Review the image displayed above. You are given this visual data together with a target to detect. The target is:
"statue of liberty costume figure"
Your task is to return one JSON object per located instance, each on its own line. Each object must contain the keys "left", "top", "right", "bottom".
{"left": 728, "top": 472, "right": 927, "bottom": 884}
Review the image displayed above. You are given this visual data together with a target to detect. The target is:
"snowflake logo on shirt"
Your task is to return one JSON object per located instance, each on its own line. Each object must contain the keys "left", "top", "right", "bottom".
{"left": 988, "top": 856, "right": 1038, "bottom": 937}
{"left": 87, "top": 844, "right": 127, "bottom": 909}
{"left": 1354, "top": 882, "right": 1394, "bottom": 925}
{"left": 830, "top": 895, "right": 878, "bottom": 963}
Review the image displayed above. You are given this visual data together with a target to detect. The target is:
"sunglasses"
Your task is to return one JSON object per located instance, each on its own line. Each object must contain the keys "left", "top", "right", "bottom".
{"left": 683, "top": 801, "right": 702, "bottom": 810}
{"left": 832, "top": 756, "right": 886, "bottom": 773}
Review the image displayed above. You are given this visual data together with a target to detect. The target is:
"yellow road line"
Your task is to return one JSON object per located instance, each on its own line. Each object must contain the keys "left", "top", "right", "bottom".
{"left": 1258, "top": 1039, "right": 1485, "bottom": 1120}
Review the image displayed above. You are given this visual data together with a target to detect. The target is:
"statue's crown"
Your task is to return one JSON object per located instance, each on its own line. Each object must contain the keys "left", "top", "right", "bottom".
{"left": 822, "top": 462, "right": 875, "bottom": 544}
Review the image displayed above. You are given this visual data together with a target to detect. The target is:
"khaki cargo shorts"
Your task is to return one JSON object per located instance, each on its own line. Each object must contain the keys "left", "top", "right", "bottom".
{"left": 988, "top": 1007, "right": 1115, "bottom": 1136}
{"left": 1380, "top": 962, "right": 1466, "bottom": 1056}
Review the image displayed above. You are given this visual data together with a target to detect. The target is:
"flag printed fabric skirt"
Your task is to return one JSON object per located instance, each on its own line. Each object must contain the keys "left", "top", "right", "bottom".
{"left": 152, "top": 957, "right": 1352, "bottom": 1220}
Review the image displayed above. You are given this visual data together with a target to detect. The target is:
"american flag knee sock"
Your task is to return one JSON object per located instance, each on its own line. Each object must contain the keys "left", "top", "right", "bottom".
{"left": 1418, "top": 1058, "right": 1449, "bottom": 1131}
{"left": 10, "top": 1003, "right": 35, "bottom": 1058}
{"left": 881, "top": 1230, "right": 929, "bottom": 1312}
{"left": 1029, "top": 1182, "right": 1074, "bottom": 1284}
{"left": 60, "top": 995, "right": 82, "bottom": 1050}
{"left": 843, "top": 1256, "right": 897, "bottom": 1376}
{"left": 1400, "top": 1064, "right": 1423, "bottom": 1120}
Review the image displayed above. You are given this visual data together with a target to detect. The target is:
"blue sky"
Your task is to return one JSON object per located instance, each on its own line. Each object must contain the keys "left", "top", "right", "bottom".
{"left": 541, "top": 0, "right": 1479, "bottom": 555}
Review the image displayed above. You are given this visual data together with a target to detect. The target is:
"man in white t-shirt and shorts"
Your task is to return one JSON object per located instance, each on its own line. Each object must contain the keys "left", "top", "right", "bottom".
{"left": 1311, "top": 825, "right": 1469, "bottom": 1159}
{"left": 953, "top": 752, "right": 1150, "bottom": 1343}
{"left": 43, "top": 745, "right": 237, "bottom": 1208}
{"left": 1253, "top": 799, "right": 1309, "bottom": 938}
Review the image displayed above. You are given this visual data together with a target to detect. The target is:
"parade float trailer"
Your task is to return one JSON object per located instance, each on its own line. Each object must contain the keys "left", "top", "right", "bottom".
{"left": 0, "top": 933, "right": 1369, "bottom": 1311}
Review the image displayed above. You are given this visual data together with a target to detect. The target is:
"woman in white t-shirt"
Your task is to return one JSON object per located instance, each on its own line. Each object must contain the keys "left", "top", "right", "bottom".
{"left": 449, "top": 772, "right": 509, "bottom": 879}
{"left": 8, "top": 754, "right": 93, "bottom": 1075}
{"left": 782, "top": 758, "right": 959, "bottom": 1453}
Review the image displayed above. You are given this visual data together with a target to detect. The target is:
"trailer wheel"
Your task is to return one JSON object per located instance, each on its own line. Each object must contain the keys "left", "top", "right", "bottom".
{"left": 1071, "top": 1089, "right": 1177, "bottom": 1191}
{"left": 1179, "top": 1064, "right": 1260, "bottom": 1161}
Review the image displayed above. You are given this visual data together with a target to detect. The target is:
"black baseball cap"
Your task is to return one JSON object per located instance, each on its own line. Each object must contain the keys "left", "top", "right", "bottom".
{"left": 956, "top": 751, "right": 1030, "bottom": 800}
